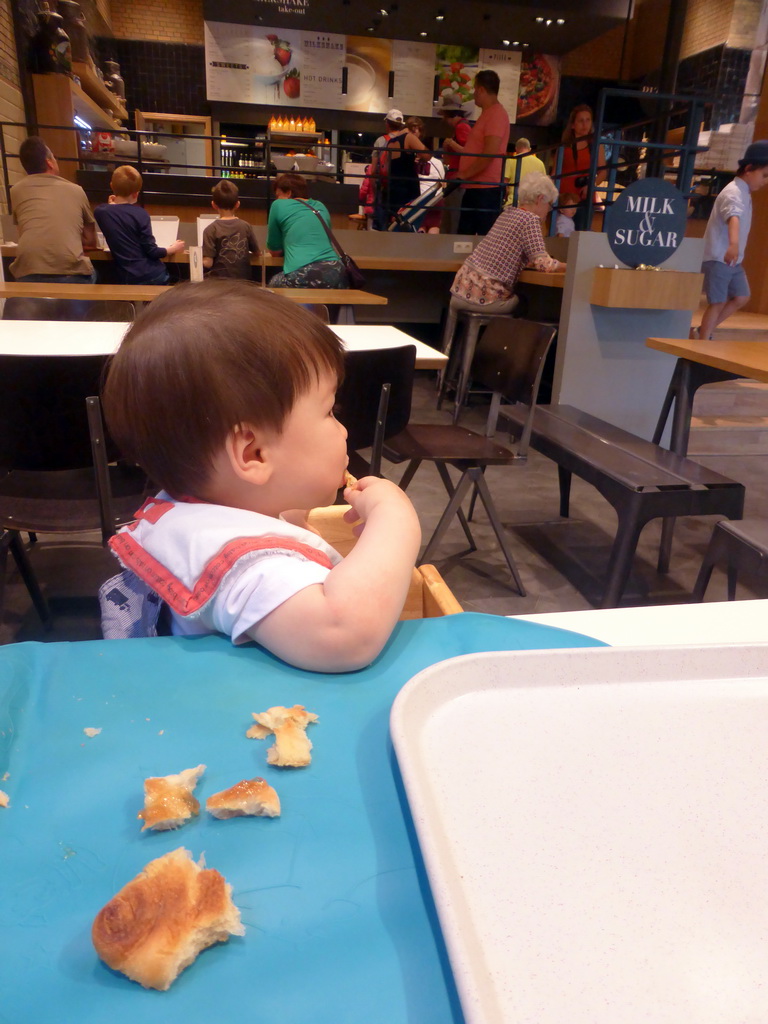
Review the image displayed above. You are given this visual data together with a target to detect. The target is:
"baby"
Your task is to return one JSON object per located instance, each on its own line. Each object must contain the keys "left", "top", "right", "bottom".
{"left": 100, "top": 280, "right": 421, "bottom": 672}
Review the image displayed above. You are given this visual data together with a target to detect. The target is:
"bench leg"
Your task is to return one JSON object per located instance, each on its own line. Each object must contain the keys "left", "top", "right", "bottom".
{"left": 691, "top": 525, "right": 734, "bottom": 602}
{"left": 558, "top": 467, "right": 572, "bottom": 518}
{"left": 601, "top": 509, "right": 645, "bottom": 608}
{"left": 657, "top": 516, "right": 675, "bottom": 574}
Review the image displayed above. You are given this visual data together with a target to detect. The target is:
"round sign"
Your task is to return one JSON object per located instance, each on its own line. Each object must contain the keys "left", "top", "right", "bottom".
{"left": 603, "top": 177, "right": 688, "bottom": 268}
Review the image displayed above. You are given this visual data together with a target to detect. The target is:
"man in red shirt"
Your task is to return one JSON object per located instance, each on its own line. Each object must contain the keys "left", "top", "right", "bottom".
{"left": 439, "top": 95, "right": 471, "bottom": 233}
{"left": 455, "top": 70, "right": 510, "bottom": 235}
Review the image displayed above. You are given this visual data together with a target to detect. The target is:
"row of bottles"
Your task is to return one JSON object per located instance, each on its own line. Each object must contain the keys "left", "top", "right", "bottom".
{"left": 27, "top": 1, "right": 126, "bottom": 105}
{"left": 268, "top": 116, "right": 317, "bottom": 133}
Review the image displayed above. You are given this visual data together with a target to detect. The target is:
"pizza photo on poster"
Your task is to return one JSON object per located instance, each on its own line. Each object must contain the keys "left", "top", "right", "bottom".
{"left": 516, "top": 53, "right": 561, "bottom": 125}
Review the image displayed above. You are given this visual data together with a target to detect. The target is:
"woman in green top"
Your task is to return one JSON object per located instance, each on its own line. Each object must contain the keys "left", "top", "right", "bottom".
{"left": 267, "top": 173, "right": 347, "bottom": 287}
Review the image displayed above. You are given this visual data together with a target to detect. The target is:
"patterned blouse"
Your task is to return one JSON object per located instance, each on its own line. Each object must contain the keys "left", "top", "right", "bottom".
{"left": 451, "top": 206, "right": 558, "bottom": 305}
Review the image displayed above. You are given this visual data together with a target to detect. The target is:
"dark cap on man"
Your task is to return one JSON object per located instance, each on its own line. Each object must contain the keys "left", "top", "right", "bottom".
{"left": 740, "top": 139, "right": 768, "bottom": 167}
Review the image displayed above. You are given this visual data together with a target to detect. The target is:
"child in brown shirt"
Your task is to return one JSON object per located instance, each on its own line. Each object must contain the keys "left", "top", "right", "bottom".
{"left": 202, "top": 179, "right": 261, "bottom": 279}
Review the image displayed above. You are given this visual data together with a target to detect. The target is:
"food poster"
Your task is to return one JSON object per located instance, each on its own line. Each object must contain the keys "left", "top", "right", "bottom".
{"left": 391, "top": 39, "right": 436, "bottom": 117}
{"left": 434, "top": 44, "right": 479, "bottom": 116}
{"left": 516, "top": 53, "right": 561, "bottom": 125}
{"left": 300, "top": 32, "right": 346, "bottom": 107}
{"left": 343, "top": 37, "right": 391, "bottom": 112}
{"left": 479, "top": 48, "right": 522, "bottom": 120}
{"left": 205, "top": 21, "right": 305, "bottom": 105}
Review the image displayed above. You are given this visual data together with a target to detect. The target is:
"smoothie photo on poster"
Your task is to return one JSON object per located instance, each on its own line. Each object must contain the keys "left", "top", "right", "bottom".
{"left": 345, "top": 36, "right": 391, "bottom": 112}
{"left": 252, "top": 28, "right": 302, "bottom": 104}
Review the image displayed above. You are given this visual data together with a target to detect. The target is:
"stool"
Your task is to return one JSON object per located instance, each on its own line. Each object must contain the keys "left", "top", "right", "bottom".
{"left": 348, "top": 214, "right": 367, "bottom": 230}
{"left": 437, "top": 301, "right": 518, "bottom": 423}
{"left": 692, "top": 517, "right": 768, "bottom": 601}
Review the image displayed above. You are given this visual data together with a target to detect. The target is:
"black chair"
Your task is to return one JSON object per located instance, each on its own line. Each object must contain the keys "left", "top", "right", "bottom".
{"left": 1, "top": 297, "right": 136, "bottom": 321}
{"left": 335, "top": 345, "right": 416, "bottom": 478}
{"left": 383, "top": 319, "right": 557, "bottom": 594}
{"left": 0, "top": 354, "right": 152, "bottom": 627}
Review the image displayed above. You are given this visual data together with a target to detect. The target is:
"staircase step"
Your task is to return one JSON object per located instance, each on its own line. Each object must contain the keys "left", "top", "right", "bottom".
{"left": 688, "top": 414, "right": 768, "bottom": 455}
{"left": 693, "top": 380, "right": 768, "bottom": 417}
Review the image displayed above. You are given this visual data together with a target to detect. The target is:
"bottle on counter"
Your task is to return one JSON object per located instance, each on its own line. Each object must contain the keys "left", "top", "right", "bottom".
{"left": 308, "top": 117, "right": 316, "bottom": 133}
{"left": 296, "top": 117, "right": 304, "bottom": 132}
{"left": 28, "top": 1, "right": 71, "bottom": 75}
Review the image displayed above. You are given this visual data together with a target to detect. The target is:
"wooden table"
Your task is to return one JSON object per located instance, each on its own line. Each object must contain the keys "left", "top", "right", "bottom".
{"left": 0, "top": 282, "right": 388, "bottom": 320}
{"left": 646, "top": 335, "right": 768, "bottom": 569}
{"left": 0, "top": 320, "right": 445, "bottom": 369}
{"left": 646, "top": 336, "right": 768, "bottom": 456}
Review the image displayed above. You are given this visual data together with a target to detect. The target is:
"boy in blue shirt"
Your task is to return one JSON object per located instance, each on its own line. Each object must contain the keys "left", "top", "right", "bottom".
{"left": 699, "top": 140, "right": 768, "bottom": 340}
{"left": 95, "top": 165, "right": 184, "bottom": 285}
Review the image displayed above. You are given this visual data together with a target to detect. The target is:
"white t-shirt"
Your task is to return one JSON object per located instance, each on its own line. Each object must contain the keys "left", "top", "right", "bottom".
{"left": 108, "top": 492, "right": 343, "bottom": 644}
{"left": 556, "top": 212, "right": 576, "bottom": 237}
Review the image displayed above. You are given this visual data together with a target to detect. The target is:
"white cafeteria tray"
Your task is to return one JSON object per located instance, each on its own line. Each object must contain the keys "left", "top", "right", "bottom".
{"left": 390, "top": 643, "right": 768, "bottom": 1024}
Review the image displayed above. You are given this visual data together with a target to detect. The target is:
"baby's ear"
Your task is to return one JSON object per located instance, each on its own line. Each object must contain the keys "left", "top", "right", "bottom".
{"left": 226, "top": 423, "right": 271, "bottom": 484}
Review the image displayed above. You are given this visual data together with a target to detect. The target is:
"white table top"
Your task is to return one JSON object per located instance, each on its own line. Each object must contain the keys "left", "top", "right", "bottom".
{"left": 516, "top": 599, "right": 768, "bottom": 647}
{"left": 0, "top": 320, "right": 446, "bottom": 368}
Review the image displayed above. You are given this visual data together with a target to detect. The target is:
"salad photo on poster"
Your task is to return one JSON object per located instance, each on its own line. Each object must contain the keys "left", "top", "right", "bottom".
{"left": 434, "top": 44, "right": 479, "bottom": 113}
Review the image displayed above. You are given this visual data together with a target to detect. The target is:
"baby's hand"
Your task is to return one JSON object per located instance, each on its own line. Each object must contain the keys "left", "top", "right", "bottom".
{"left": 342, "top": 476, "right": 413, "bottom": 534}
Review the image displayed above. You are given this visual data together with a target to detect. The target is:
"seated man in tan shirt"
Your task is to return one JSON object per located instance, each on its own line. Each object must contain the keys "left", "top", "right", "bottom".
{"left": 9, "top": 135, "right": 98, "bottom": 283}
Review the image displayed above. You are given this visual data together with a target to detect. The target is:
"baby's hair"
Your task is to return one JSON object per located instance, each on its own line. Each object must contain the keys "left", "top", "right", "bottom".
{"left": 103, "top": 280, "right": 345, "bottom": 497}
{"left": 211, "top": 178, "right": 239, "bottom": 209}
{"left": 110, "top": 165, "right": 143, "bottom": 197}
{"left": 559, "top": 192, "right": 581, "bottom": 208}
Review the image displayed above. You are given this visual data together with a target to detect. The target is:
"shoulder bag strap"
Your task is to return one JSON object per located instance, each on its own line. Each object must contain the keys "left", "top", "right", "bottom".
{"left": 296, "top": 198, "right": 347, "bottom": 261}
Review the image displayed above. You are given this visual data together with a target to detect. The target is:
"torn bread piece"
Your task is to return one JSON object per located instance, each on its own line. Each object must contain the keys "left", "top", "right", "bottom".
{"left": 137, "top": 764, "right": 205, "bottom": 831}
{"left": 0, "top": 790, "right": 9, "bottom": 808}
{"left": 92, "top": 847, "right": 244, "bottom": 991}
{"left": 344, "top": 470, "right": 358, "bottom": 488}
{"left": 206, "top": 777, "right": 281, "bottom": 819}
{"left": 246, "top": 705, "right": 318, "bottom": 767}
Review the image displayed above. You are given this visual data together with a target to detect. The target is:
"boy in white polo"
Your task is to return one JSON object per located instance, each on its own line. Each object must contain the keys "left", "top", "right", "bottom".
{"left": 699, "top": 139, "right": 768, "bottom": 340}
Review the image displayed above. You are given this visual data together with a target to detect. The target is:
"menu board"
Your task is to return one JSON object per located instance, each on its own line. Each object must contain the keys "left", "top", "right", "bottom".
{"left": 391, "top": 40, "right": 437, "bottom": 117}
{"left": 478, "top": 48, "right": 522, "bottom": 120}
{"left": 300, "top": 31, "right": 345, "bottom": 107}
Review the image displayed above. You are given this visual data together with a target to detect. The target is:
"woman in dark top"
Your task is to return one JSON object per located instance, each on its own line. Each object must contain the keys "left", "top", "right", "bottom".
{"left": 383, "top": 119, "right": 429, "bottom": 224}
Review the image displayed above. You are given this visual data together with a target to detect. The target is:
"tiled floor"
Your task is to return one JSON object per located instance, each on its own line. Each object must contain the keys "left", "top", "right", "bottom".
{"left": 2, "top": 369, "right": 767, "bottom": 646}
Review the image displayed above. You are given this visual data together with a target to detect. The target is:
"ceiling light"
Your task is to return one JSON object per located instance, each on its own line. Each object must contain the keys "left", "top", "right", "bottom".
{"left": 546, "top": 18, "right": 552, "bottom": 25}
{"left": 420, "top": 30, "right": 428, "bottom": 35}
{"left": 435, "top": 9, "right": 444, "bottom": 20}
{"left": 556, "top": 18, "right": 565, "bottom": 24}
{"left": 367, "top": 24, "right": 375, "bottom": 31}
{"left": 379, "top": 7, "right": 388, "bottom": 14}
{"left": 535, "top": 16, "right": 543, "bottom": 22}
{"left": 502, "top": 39, "right": 510, "bottom": 46}
{"left": 513, "top": 40, "right": 519, "bottom": 45}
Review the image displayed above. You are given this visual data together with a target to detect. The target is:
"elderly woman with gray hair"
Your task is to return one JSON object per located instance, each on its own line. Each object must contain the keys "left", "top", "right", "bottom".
{"left": 447, "top": 171, "right": 565, "bottom": 319}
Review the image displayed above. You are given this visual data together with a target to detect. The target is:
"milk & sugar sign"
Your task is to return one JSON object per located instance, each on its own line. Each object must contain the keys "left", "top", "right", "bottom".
{"left": 603, "top": 178, "right": 688, "bottom": 268}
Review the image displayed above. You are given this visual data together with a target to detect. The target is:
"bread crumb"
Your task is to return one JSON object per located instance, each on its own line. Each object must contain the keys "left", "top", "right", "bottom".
{"left": 246, "top": 705, "right": 318, "bottom": 767}
{"left": 1, "top": 771, "right": 9, "bottom": 781}
{"left": 83, "top": 727, "right": 102, "bottom": 738}
{"left": 0, "top": 790, "right": 9, "bottom": 808}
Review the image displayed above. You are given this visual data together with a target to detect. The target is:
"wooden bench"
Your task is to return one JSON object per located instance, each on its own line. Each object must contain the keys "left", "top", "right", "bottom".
{"left": 501, "top": 403, "right": 745, "bottom": 608}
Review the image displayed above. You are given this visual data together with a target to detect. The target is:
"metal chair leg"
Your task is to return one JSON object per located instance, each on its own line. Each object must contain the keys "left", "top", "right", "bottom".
{"left": 471, "top": 467, "right": 526, "bottom": 596}
{"left": 421, "top": 470, "right": 476, "bottom": 564}
{"left": 435, "top": 462, "right": 476, "bottom": 550}
{"left": 3, "top": 531, "right": 52, "bottom": 628}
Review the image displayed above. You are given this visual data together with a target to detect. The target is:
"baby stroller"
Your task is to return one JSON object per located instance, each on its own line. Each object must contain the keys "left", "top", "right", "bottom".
{"left": 388, "top": 180, "right": 459, "bottom": 232}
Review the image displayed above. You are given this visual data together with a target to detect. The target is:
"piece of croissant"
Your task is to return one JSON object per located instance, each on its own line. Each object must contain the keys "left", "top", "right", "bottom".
{"left": 246, "top": 705, "right": 318, "bottom": 767}
{"left": 206, "top": 777, "right": 281, "bottom": 819}
{"left": 137, "top": 764, "right": 205, "bottom": 831}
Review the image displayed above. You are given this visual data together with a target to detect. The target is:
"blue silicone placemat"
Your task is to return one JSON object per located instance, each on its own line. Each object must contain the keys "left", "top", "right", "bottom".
{"left": 0, "top": 613, "right": 604, "bottom": 1024}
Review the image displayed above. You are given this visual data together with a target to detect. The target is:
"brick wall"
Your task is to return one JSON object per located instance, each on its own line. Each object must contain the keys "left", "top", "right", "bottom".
{"left": 681, "top": 0, "right": 735, "bottom": 59}
{"left": 111, "top": 0, "right": 204, "bottom": 45}
{"left": 561, "top": 24, "right": 625, "bottom": 79}
{"left": 0, "top": 0, "right": 25, "bottom": 218}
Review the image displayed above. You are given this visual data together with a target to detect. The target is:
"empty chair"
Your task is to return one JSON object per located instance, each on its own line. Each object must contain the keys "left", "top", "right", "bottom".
{"left": 0, "top": 354, "right": 152, "bottom": 626}
{"left": 383, "top": 318, "right": 557, "bottom": 594}
{"left": 335, "top": 344, "right": 416, "bottom": 478}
